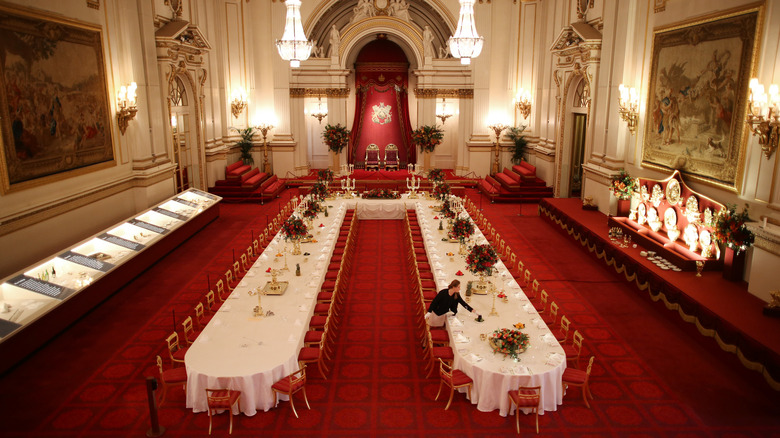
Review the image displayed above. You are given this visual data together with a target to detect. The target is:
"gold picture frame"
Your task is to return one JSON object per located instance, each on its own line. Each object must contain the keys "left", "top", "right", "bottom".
{"left": 0, "top": 3, "right": 115, "bottom": 194}
{"left": 641, "top": 3, "right": 763, "bottom": 192}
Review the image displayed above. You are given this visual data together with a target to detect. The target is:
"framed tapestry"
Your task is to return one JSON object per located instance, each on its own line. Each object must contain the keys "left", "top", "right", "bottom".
{"left": 641, "top": 4, "right": 763, "bottom": 191}
{"left": 0, "top": 4, "right": 114, "bottom": 194}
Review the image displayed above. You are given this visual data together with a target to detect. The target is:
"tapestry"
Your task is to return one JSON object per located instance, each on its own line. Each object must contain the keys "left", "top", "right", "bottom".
{"left": 641, "top": 5, "right": 761, "bottom": 191}
{"left": 0, "top": 4, "right": 114, "bottom": 193}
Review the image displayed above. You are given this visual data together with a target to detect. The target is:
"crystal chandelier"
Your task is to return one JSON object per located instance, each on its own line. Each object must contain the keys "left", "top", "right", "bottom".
{"left": 275, "top": 0, "right": 312, "bottom": 68}
{"left": 448, "top": 0, "right": 483, "bottom": 65}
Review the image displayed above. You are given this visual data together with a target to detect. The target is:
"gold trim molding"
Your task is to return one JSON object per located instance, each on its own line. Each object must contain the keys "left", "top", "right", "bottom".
{"left": 289, "top": 88, "right": 350, "bottom": 98}
{"left": 414, "top": 88, "right": 473, "bottom": 99}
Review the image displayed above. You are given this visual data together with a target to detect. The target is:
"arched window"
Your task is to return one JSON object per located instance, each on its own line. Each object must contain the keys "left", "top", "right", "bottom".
{"left": 573, "top": 79, "right": 587, "bottom": 108}
{"left": 170, "top": 77, "right": 188, "bottom": 106}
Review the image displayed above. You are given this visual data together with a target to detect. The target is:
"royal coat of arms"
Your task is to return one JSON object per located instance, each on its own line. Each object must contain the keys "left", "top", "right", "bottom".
{"left": 372, "top": 102, "right": 392, "bottom": 125}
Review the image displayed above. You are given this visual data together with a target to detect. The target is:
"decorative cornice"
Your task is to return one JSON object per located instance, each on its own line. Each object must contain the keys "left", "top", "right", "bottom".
{"left": 289, "top": 87, "right": 351, "bottom": 98}
{"left": 413, "top": 88, "right": 474, "bottom": 99}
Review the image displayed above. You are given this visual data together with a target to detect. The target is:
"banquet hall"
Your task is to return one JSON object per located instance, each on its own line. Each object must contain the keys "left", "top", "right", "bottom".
{"left": 0, "top": 0, "right": 779, "bottom": 436}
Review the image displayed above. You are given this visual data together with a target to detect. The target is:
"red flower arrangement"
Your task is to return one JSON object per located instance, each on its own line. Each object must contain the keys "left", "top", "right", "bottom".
{"left": 322, "top": 124, "right": 350, "bottom": 153}
{"left": 411, "top": 125, "right": 444, "bottom": 153}
{"left": 441, "top": 199, "right": 456, "bottom": 219}
{"left": 317, "top": 169, "right": 334, "bottom": 183}
{"left": 310, "top": 182, "right": 328, "bottom": 201}
{"left": 466, "top": 244, "right": 498, "bottom": 275}
{"left": 489, "top": 328, "right": 530, "bottom": 359}
{"left": 432, "top": 182, "right": 451, "bottom": 201}
{"left": 280, "top": 217, "right": 308, "bottom": 240}
{"left": 361, "top": 188, "right": 400, "bottom": 199}
{"left": 713, "top": 204, "right": 754, "bottom": 254}
{"left": 427, "top": 168, "right": 445, "bottom": 183}
{"left": 609, "top": 168, "right": 637, "bottom": 200}
{"left": 302, "top": 201, "right": 320, "bottom": 219}
{"left": 448, "top": 217, "right": 475, "bottom": 242}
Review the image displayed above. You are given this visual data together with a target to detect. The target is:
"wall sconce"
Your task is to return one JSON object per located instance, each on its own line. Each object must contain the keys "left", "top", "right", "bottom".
{"left": 747, "top": 78, "right": 780, "bottom": 159}
{"left": 309, "top": 96, "right": 328, "bottom": 124}
{"left": 617, "top": 84, "right": 639, "bottom": 134}
{"left": 230, "top": 88, "right": 248, "bottom": 119}
{"left": 436, "top": 98, "right": 454, "bottom": 125}
{"left": 116, "top": 82, "right": 138, "bottom": 135}
{"left": 513, "top": 88, "right": 532, "bottom": 119}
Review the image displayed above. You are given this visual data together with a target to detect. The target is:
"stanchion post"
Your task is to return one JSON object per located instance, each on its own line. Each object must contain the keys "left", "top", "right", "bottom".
{"left": 145, "top": 376, "right": 166, "bottom": 437}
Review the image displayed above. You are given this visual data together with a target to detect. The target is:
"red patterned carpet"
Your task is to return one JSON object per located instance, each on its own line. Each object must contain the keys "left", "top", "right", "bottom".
{"left": 1, "top": 189, "right": 779, "bottom": 437}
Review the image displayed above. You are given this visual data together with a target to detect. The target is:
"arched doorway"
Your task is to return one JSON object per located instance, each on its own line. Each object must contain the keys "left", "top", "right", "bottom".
{"left": 169, "top": 75, "right": 202, "bottom": 191}
{"left": 568, "top": 79, "right": 588, "bottom": 197}
{"left": 349, "top": 38, "right": 414, "bottom": 168}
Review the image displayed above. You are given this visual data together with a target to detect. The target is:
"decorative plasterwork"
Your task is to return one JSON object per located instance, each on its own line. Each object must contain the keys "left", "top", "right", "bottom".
{"left": 289, "top": 88, "right": 351, "bottom": 98}
{"left": 155, "top": 19, "right": 211, "bottom": 64}
{"left": 654, "top": 0, "right": 668, "bottom": 13}
{"left": 86, "top": 0, "right": 99, "bottom": 10}
{"left": 748, "top": 224, "right": 780, "bottom": 257}
{"left": 413, "top": 88, "right": 474, "bottom": 99}
{"left": 550, "top": 22, "right": 602, "bottom": 67}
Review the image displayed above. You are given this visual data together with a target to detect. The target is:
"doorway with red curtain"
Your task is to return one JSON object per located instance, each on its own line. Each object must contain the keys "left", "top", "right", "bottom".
{"left": 349, "top": 38, "right": 414, "bottom": 169}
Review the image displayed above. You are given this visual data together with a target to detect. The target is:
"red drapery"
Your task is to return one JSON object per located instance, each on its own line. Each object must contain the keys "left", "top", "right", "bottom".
{"left": 349, "top": 40, "right": 414, "bottom": 168}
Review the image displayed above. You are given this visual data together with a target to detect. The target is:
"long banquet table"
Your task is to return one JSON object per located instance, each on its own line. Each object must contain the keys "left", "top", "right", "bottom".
{"left": 185, "top": 194, "right": 564, "bottom": 416}
{"left": 412, "top": 200, "right": 566, "bottom": 416}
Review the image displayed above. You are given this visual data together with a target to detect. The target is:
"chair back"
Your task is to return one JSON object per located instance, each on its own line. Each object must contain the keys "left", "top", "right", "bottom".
{"left": 512, "top": 385, "right": 541, "bottom": 405}
{"left": 559, "top": 315, "right": 571, "bottom": 339}
{"left": 572, "top": 330, "right": 584, "bottom": 352}
{"left": 156, "top": 355, "right": 165, "bottom": 376}
{"left": 216, "top": 279, "right": 227, "bottom": 301}
{"left": 539, "top": 290, "right": 549, "bottom": 310}
{"left": 384, "top": 144, "right": 399, "bottom": 167}
{"left": 206, "top": 290, "right": 218, "bottom": 312}
{"left": 365, "top": 144, "right": 380, "bottom": 164}
{"left": 438, "top": 357, "right": 454, "bottom": 381}
{"left": 549, "top": 302, "right": 559, "bottom": 324}
{"left": 584, "top": 356, "right": 595, "bottom": 377}
{"left": 206, "top": 388, "right": 236, "bottom": 408}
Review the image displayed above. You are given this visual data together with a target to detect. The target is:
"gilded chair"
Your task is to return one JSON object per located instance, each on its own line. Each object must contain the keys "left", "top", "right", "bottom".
{"left": 365, "top": 144, "right": 380, "bottom": 171}
{"left": 216, "top": 279, "right": 228, "bottom": 302}
{"left": 435, "top": 358, "right": 473, "bottom": 410}
{"left": 225, "top": 269, "right": 236, "bottom": 292}
{"left": 206, "top": 290, "right": 220, "bottom": 314}
{"left": 563, "top": 330, "right": 584, "bottom": 367}
{"left": 271, "top": 367, "right": 310, "bottom": 418}
{"left": 166, "top": 332, "right": 188, "bottom": 367}
{"left": 195, "top": 302, "right": 213, "bottom": 328}
{"left": 562, "top": 356, "right": 595, "bottom": 408}
{"left": 543, "top": 301, "right": 559, "bottom": 326}
{"left": 298, "top": 326, "right": 330, "bottom": 379}
{"left": 182, "top": 316, "right": 201, "bottom": 345}
{"left": 154, "top": 355, "right": 186, "bottom": 407}
{"left": 425, "top": 327, "right": 454, "bottom": 377}
{"left": 384, "top": 143, "right": 399, "bottom": 170}
{"left": 241, "top": 253, "right": 251, "bottom": 273}
{"left": 552, "top": 315, "right": 571, "bottom": 343}
{"left": 205, "top": 388, "right": 242, "bottom": 434}
{"left": 507, "top": 385, "right": 541, "bottom": 434}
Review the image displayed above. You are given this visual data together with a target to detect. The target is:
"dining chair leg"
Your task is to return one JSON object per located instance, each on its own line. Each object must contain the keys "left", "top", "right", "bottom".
{"left": 302, "top": 387, "right": 311, "bottom": 410}
{"left": 444, "top": 387, "right": 455, "bottom": 410}
{"left": 290, "top": 394, "right": 299, "bottom": 418}
{"left": 434, "top": 380, "right": 444, "bottom": 400}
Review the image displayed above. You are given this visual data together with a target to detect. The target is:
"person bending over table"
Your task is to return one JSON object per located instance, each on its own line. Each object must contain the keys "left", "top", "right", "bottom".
{"left": 425, "top": 279, "right": 480, "bottom": 327}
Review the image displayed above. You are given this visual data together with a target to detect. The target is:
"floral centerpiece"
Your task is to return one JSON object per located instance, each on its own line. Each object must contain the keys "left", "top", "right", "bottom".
{"left": 310, "top": 181, "right": 328, "bottom": 201}
{"left": 411, "top": 125, "right": 444, "bottom": 153}
{"left": 713, "top": 204, "right": 754, "bottom": 255}
{"left": 317, "top": 169, "right": 334, "bottom": 183}
{"left": 466, "top": 244, "right": 498, "bottom": 275}
{"left": 441, "top": 199, "right": 456, "bottom": 219}
{"left": 609, "top": 168, "right": 637, "bottom": 200}
{"left": 448, "top": 217, "right": 475, "bottom": 242}
{"left": 302, "top": 200, "right": 320, "bottom": 220}
{"left": 432, "top": 181, "right": 451, "bottom": 201}
{"left": 427, "top": 168, "right": 445, "bottom": 184}
{"left": 489, "top": 328, "right": 530, "bottom": 360}
{"left": 322, "top": 123, "right": 350, "bottom": 153}
{"left": 280, "top": 217, "right": 308, "bottom": 241}
{"left": 361, "top": 188, "right": 401, "bottom": 199}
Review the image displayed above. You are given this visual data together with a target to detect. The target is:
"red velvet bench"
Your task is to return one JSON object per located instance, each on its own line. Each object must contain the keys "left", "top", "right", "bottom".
{"left": 226, "top": 160, "right": 251, "bottom": 180}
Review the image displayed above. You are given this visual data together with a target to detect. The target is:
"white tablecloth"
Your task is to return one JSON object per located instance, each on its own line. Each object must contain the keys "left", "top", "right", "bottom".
{"left": 185, "top": 195, "right": 564, "bottom": 417}
{"left": 413, "top": 201, "right": 566, "bottom": 416}
{"left": 185, "top": 204, "right": 348, "bottom": 416}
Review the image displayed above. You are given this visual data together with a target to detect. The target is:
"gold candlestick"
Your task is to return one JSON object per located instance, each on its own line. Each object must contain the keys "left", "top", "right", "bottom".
{"left": 489, "top": 283, "right": 499, "bottom": 316}
{"left": 281, "top": 244, "right": 290, "bottom": 271}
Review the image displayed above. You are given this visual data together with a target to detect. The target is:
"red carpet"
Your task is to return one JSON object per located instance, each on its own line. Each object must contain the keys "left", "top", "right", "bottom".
{"left": 1, "top": 190, "right": 779, "bottom": 436}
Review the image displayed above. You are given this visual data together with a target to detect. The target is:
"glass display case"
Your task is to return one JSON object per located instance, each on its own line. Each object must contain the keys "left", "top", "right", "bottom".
{"left": 0, "top": 189, "right": 221, "bottom": 357}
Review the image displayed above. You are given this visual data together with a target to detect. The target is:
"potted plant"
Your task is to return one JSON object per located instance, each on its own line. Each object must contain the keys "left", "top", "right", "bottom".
{"left": 412, "top": 125, "right": 444, "bottom": 170}
{"left": 507, "top": 127, "right": 528, "bottom": 164}
{"left": 713, "top": 204, "right": 755, "bottom": 281}
{"left": 231, "top": 126, "right": 256, "bottom": 165}
{"left": 609, "top": 168, "right": 636, "bottom": 217}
